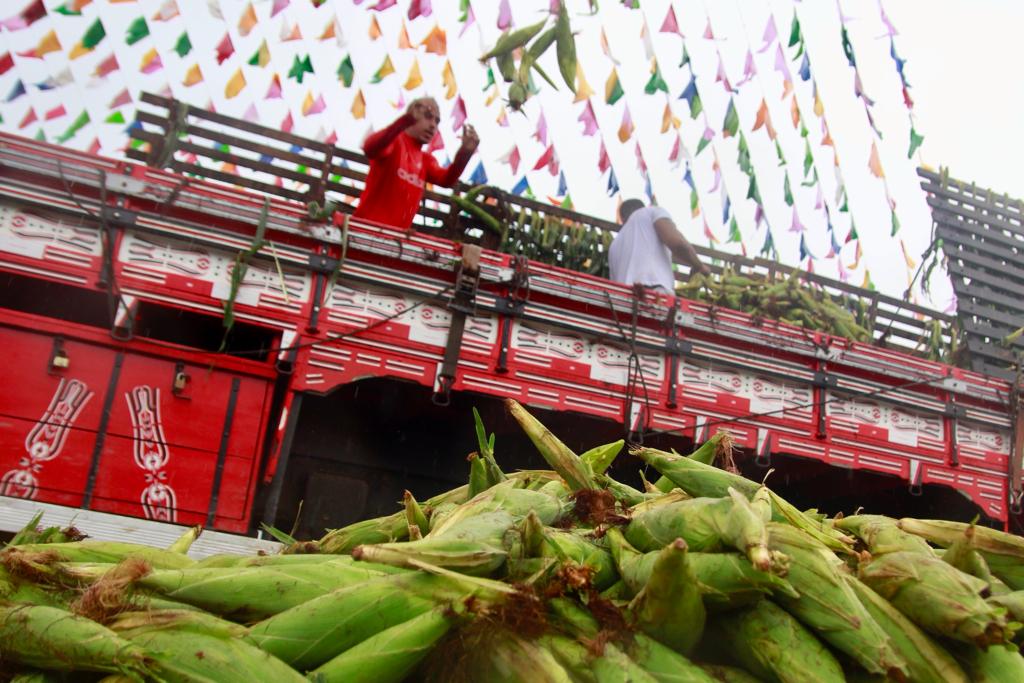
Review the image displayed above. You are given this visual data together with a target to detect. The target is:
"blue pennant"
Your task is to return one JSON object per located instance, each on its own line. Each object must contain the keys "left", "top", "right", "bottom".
{"left": 799, "top": 53, "right": 811, "bottom": 81}
{"left": 678, "top": 75, "right": 698, "bottom": 107}
{"left": 722, "top": 197, "right": 731, "bottom": 224}
{"left": 511, "top": 175, "right": 530, "bottom": 196}
{"left": 470, "top": 161, "right": 488, "bottom": 185}
{"left": 606, "top": 167, "right": 620, "bottom": 196}
{"left": 556, "top": 170, "right": 567, "bottom": 196}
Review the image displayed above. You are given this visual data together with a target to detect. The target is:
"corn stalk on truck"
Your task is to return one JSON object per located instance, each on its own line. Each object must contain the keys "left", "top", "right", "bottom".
{"left": 0, "top": 94, "right": 1020, "bottom": 549}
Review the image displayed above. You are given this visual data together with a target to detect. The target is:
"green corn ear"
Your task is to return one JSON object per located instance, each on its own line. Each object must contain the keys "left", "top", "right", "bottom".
{"left": 506, "top": 399, "right": 596, "bottom": 491}
{"left": 630, "top": 538, "right": 705, "bottom": 655}
{"left": 834, "top": 514, "right": 936, "bottom": 556}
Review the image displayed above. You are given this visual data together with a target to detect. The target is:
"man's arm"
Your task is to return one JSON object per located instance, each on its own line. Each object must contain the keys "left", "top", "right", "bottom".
{"left": 653, "top": 217, "right": 711, "bottom": 279}
{"left": 363, "top": 112, "right": 415, "bottom": 159}
{"left": 426, "top": 125, "right": 479, "bottom": 188}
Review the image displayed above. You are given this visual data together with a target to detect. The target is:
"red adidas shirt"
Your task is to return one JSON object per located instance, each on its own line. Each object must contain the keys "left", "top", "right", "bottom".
{"left": 354, "top": 117, "right": 470, "bottom": 230}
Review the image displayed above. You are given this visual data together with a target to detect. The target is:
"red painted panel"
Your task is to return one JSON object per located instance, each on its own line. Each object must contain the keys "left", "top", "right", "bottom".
{"left": 0, "top": 413, "right": 93, "bottom": 506}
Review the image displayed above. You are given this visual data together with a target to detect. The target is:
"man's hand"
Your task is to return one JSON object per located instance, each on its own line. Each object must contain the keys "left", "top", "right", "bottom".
{"left": 460, "top": 124, "right": 480, "bottom": 154}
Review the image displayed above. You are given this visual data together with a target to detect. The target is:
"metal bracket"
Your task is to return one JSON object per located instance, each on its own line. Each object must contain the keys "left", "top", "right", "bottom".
{"left": 664, "top": 338, "right": 692, "bottom": 409}
{"left": 813, "top": 369, "right": 837, "bottom": 438}
{"left": 432, "top": 246, "right": 481, "bottom": 406}
{"left": 308, "top": 253, "right": 340, "bottom": 274}
{"left": 100, "top": 206, "right": 138, "bottom": 228}
{"left": 48, "top": 337, "right": 69, "bottom": 374}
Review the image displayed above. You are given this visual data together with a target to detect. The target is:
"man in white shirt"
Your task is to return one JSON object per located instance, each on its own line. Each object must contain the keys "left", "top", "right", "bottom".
{"left": 608, "top": 199, "right": 710, "bottom": 293}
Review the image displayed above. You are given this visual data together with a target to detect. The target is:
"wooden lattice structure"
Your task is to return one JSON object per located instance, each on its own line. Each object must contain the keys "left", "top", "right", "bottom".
{"left": 920, "top": 168, "right": 1024, "bottom": 381}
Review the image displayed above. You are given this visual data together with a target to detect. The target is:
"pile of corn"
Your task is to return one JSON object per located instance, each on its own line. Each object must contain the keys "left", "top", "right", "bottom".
{"left": 2, "top": 400, "right": 1023, "bottom": 682}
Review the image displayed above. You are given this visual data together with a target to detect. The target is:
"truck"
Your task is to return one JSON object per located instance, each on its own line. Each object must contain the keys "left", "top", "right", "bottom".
{"left": 0, "top": 93, "right": 1019, "bottom": 548}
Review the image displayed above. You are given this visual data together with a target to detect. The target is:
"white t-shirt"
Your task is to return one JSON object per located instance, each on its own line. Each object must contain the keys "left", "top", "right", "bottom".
{"left": 608, "top": 206, "right": 675, "bottom": 292}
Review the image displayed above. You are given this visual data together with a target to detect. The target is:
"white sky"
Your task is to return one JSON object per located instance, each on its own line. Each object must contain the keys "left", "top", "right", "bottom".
{"left": 0, "top": 0, "right": 1019, "bottom": 311}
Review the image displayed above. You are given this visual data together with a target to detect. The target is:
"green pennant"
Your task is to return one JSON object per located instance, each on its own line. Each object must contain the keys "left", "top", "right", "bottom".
{"left": 760, "top": 228, "right": 776, "bottom": 258}
{"left": 458, "top": 0, "right": 471, "bottom": 22}
{"left": 173, "top": 32, "right": 192, "bottom": 57}
{"left": 728, "top": 216, "right": 742, "bottom": 243}
{"left": 338, "top": 55, "right": 354, "bottom": 87}
{"left": 839, "top": 190, "right": 849, "bottom": 212}
{"left": 483, "top": 67, "right": 496, "bottom": 91}
{"left": 125, "top": 17, "right": 150, "bottom": 46}
{"left": 784, "top": 174, "right": 794, "bottom": 205}
{"left": 788, "top": 15, "right": 802, "bottom": 47}
{"left": 841, "top": 27, "right": 856, "bottom": 66}
{"left": 799, "top": 120, "right": 809, "bottom": 138}
{"left": 737, "top": 132, "right": 751, "bottom": 173}
{"left": 908, "top": 126, "right": 924, "bottom": 158}
{"left": 130, "top": 137, "right": 145, "bottom": 150}
{"left": 891, "top": 210, "right": 900, "bottom": 236}
{"left": 803, "top": 140, "right": 813, "bottom": 177}
{"left": 105, "top": 111, "right": 125, "bottom": 124}
{"left": 723, "top": 99, "right": 739, "bottom": 137}
{"left": 679, "top": 45, "right": 690, "bottom": 69}
{"left": 644, "top": 64, "right": 669, "bottom": 95}
{"left": 606, "top": 73, "right": 624, "bottom": 105}
{"left": 747, "top": 175, "right": 762, "bottom": 204}
{"left": 801, "top": 168, "right": 818, "bottom": 188}
{"left": 54, "top": 3, "right": 82, "bottom": 15}
{"left": 689, "top": 91, "right": 702, "bottom": 119}
{"left": 690, "top": 186, "right": 699, "bottom": 214}
{"left": 34, "top": 128, "right": 47, "bottom": 142}
{"left": 289, "top": 54, "right": 314, "bottom": 83}
{"left": 696, "top": 134, "right": 712, "bottom": 156}
{"left": 56, "top": 110, "right": 90, "bottom": 144}
{"left": 775, "top": 139, "right": 786, "bottom": 166}
{"left": 794, "top": 41, "right": 804, "bottom": 59}
{"left": 847, "top": 221, "right": 859, "bottom": 242}
{"left": 82, "top": 19, "right": 106, "bottom": 49}
{"left": 561, "top": 194, "right": 574, "bottom": 210}
{"left": 864, "top": 271, "right": 876, "bottom": 291}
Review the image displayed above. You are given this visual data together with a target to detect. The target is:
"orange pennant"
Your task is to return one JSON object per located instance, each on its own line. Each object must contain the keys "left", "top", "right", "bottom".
{"left": 238, "top": 2, "right": 257, "bottom": 36}
{"left": 661, "top": 103, "right": 680, "bottom": 133}
{"left": 790, "top": 94, "right": 799, "bottom": 128}
{"left": 368, "top": 15, "right": 382, "bottom": 40}
{"left": 868, "top": 141, "right": 885, "bottom": 178}
{"left": 403, "top": 58, "right": 423, "bottom": 90}
{"left": 421, "top": 24, "right": 446, "bottom": 55}
{"left": 225, "top": 68, "right": 246, "bottom": 99}
{"left": 182, "top": 63, "right": 203, "bottom": 86}
{"left": 398, "top": 21, "right": 412, "bottom": 49}
{"left": 781, "top": 79, "right": 793, "bottom": 99}
{"left": 319, "top": 18, "right": 337, "bottom": 41}
{"left": 441, "top": 60, "right": 456, "bottom": 100}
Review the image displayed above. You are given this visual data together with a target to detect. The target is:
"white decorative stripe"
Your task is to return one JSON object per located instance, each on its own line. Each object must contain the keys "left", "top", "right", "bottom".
{"left": 125, "top": 386, "right": 177, "bottom": 523}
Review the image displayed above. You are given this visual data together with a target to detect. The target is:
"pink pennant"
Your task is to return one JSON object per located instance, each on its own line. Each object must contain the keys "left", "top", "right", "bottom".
{"left": 597, "top": 142, "right": 610, "bottom": 174}
{"left": 370, "top": 0, "right": 398, "bottom": 10}
{"left": 45, "top": 104, "right": 66, "bottom": 121}
{"left": 87, "top": 137, "right": 101, "bottom": 155}
{"left": 703, "top": 219, "right": 718, "bottom": 244}
{"left": 709, "top": 164, "right": 722, "bottom": 193}
{"left": 837, "top": 258, "right": 849, "bottom": 282}
{"left": 141, "top": 52, "right": 164, "bottom": 74}
{"left": 758, "top": 16, "right": 777, "bottom": 52}
{"left": 266, "top": 74, "right": 282, "bottom": 99}
{"left": 504, "top": 145, "right": 521, "bottom": 174}
{"left": 451, "top": 96, "right": 467, "bottom": 131}
{"left": 243, "top": 103, "right": 259, "bottom": 122}
{"left": 325, "top": 130, "right": 338, "bottom": 145}
{"left": 773, "top": 44, "right": 792, "bottom": 84}
{"left": 789, "top": 206, "right": 805, "bottom": 233}
{"left": 109, "top": 88, "right": 132, "bottom": 109}
{"left": 660, "top": 6, "right": 681, "bottom": 35}
{"left": 271, "top": 0, "right": 289, "bottom": 17}
{"left": 634, "top": 143, "right": 646, "bottom": 173}
{"left": 702, "top": 125, "right": 715, "bottom": 142}
{"left": 754, "top": 205, "right": 764, "bottom": 228}
{"left": 1, "top": 0, "right": 45, "bottom": 31}
{"left": 714, "top": 54, "right": 732, "bottom": 91}
{"left": 281, "top": 111, "right": 294, "bottom": 133}
{"left": 408, "top": 0, "right": 432, "bottom": 20}
{"left": 577, "top": 101, "right": 598, "bottom": 136}
{"left": 94, "top": 53, "right": 120, "bottom": 78}
{"left": 815, "top": 185, "right": 824, "bottom": 210}
{"left": 534, "top": 112, "right": 548, "bottom": 146}
{"left": 702, "top": 18, "right": 714, "bottom": 40}
{"left": 738, "top": 50, "right": 756, "bottom": 85}
{"left": 18, "top": 108, "right": 36, "bottom": 129}
{"left": 497, "top": 0, "right": 512, "bottom": 30}
{"left": 306, "top": 94, "right": 327, "bottom": 115}
{"left": 668, "top": 135, "right": 681, "bottom": 165}
{"left": 879, "top": 1, "right": 898, "bottom": 36}
{"left": 459, "top": 4, "right": 476, "bottom": 37}
{"left": 427, "top": 130, "right": 445, "bottom": 152}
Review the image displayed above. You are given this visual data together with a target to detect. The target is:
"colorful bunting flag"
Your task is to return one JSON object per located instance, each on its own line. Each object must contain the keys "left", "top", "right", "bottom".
{"left": 442, "top": 60, "right": 457, "bottom": 99}
{"left": 451, "top": 96, "right": 467, "bottom": 131}
{"left": 139, "top": 48, "right": 163, "bottom": 74}
{"left": 660, "top": 6, "right": 681, "bottom": 35}
{"left": 618, "top": 105, "right": 634, "bottom": 142}
{"left": 499, "top": 145, "right": 520, "bottom": 174}
{"left": 108, "top": 88, "right": 131, "bottom": 109}
{"left": 605, "top": 69, "right": 624, "bottom": 105}
{"left": 266, "top": 73, "right": 283, "bottom": 99}
{"left": 152, "top": 0, "right": 179, "bottom": 21}
{"left": 759, "top": 16, "right": 777, "bottom": 52}
{"left": 70, "top": 19, "right": 105, "bottom": 59}
{"left": 238, "top": 3, "right": 257, "bottom": 37}
{"left": 606, "top": 167, "right": 619, "bottom": 196}
{"left": 2, "top": 0, "right": 46, "bottom": 31}
{"left": 18, "top": 108, "right": 37, "bottom": 129}
{"left": 302, "top": 91, "right": 327, "bottom": 116}
{"left": 908, "top": 126, "right": 924, "bottom": 158}
{"left": 533, "top": 144, "right": 558, "bottom": 175}
{"left": 56, "top": 110, "right": 89, "bottom": 144}
{"left": 644, "top": 60, "right": 668, "bottom": 94}
{"left": 409, "top": 0, "right": 432, "bottom": 20}
{"left": 338, "top": 56, "right": 354, "bottom": 87}
{"left": 351, "top": 89, "right": 366, "bottom": 119}
{"left": 225, "top": 68, "right": 246, "bottom": 98}
{"left": 281, "top": 21, "right": 303, "bottom": 41}
{"left": 215, "top": 33, "right": 234, "bottom": 64}
{"left": 421, "top": 24, "right": 446, "bottom": 55}
{"left": 403, "top": 59, "right": 423, "bottom": 90}
{"left": 288, "top": 54, "right": 314, "bottom": 83}
{"left": 597, "top": 141, "right": 610, "bottom": 173}
{"left": 533, "top": 112, "right": 548, "bottom": 146}
{"left": 574, "top": 64, "right": 595, "bottom": 102}
{"left": 371, "top": 55, "right": 396, "bottom": 83}
{"left": 511, "top": 175, "right": 530, "bottom": 196}
{"left": 182, "top": 63, "right": 203, "bottom": 86}
{"left": 19, "top": 30, "right": 62, "bottom": 59}
{"left": 868, "top": 141, "right": 885, "bottom": 178}
{"left": 125, "top": 17, "right": 150, "bottom": 46}
{"left": 497, "top": 0, "right": 512, "bottom": 30}
{"left": 722, "top": 99, "right": 739, "bottom": 137}
{"left": 173, "top": 32, "right": 191, "bottom": 57}
{"left": 368, "top": 15, "right": 382, "bottom": 39}
{"left": 661, "top": 103, "right": 680, "bottom": 133}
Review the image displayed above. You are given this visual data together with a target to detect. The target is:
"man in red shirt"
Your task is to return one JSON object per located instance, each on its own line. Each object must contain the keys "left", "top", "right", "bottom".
{"left": 353, "top": 97, "right": 479, "bottom": 231}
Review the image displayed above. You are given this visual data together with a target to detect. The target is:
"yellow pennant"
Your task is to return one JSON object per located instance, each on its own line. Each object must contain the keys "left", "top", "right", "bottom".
{"left": 600, "top": 28, "right": 618, "bottom": 64}
{"left": 813, "top": 91, "right": 824, "bottom": 117}
{"left": 351, "top": 89, "right": 366, "bottom": 119}
{"left": 238, "top": 2, "right": 257, "bottom": 37}
{"left": 849, "top": 241, "right": 863, "bottom": 270}
{"left": 182, "top": 63, "right": 203, "bottom": 87}
{"left": 403, "top": 59, "right": 423, "bottom": 90}
{"left": 496, "top": 107, "right": 508, "bottom": 126}
{"left": 139, "top": 47, "right": 160, "bottom": 71}
{"left": 861, "top": 269, "right": 872, "bottom": 290}
{"left": 36, "top": 30, "right": 62, "bottom": 58}
{"left": 68, "top": 42, "right": 91, "bottom": 60}
{"left": 605, "top": 69, "right": 620, "bottom": 102}
{"left": 253, "top": 40, "right": 270, "bottom": 67}
{"left": 225, "top": 68, "right": 246, "bottom": 99}
{"left": 375, "top": 55, "right": 395, "bottom": 80}
{"left": 484, "top": 86, "right": 499, "bottom": 107}
{"left": 574, "top": 63, "right": 594, "bottom": 103}
{"left": 900, "top": 239, "right": 916, "bottom": 270}
{"left": 442, "top": 60, "right": 457, "bottom": 100}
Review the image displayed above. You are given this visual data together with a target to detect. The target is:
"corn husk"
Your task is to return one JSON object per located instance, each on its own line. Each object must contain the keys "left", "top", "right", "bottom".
{"left": 630, "top": 538, "right": 705, "bottom": 655}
